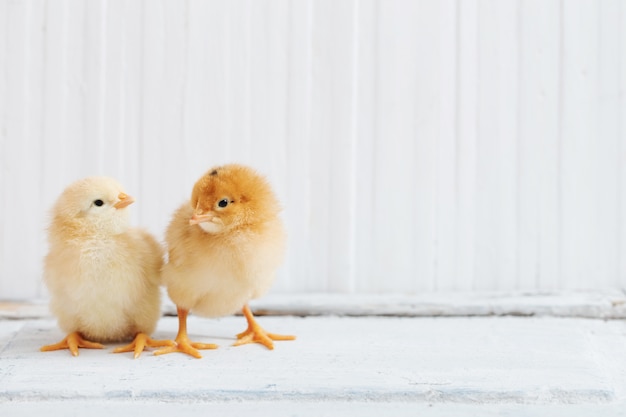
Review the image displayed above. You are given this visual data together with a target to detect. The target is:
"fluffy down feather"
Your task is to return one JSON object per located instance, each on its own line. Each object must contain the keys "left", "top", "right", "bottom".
{"left": 156, "top": 164, "right": 294, "bottom": 358}
{"left": 42, "top": 176, "right": 170, "bottom": 357}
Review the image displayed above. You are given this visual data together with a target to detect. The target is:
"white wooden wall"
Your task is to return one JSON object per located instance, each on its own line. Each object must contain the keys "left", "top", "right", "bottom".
{"left": 1, "top": 0, "right": 625, "bottom": 299}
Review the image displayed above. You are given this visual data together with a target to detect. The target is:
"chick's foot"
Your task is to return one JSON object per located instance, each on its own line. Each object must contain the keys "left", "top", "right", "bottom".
{"left": 234, "top": 304, "right": 295, "bottom": 350}
{"left": 40, "top": 332, "right": 104, "bottom": 357}
{"left": 154, "top": 335, "right": 218, "bottom": 359}
{"left": 112, "top": 333, "right": 175, "bottom": 359}
{"left": 153, "top": 307, "right": 218, "bottom": 359}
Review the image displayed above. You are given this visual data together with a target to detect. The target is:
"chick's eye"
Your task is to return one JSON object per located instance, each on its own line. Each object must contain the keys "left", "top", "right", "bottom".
{"left": 218, "top": 199, "right": 229, "bottom": 208}
{"left": 93, "top": 199, "right": 104, "bottom": 207}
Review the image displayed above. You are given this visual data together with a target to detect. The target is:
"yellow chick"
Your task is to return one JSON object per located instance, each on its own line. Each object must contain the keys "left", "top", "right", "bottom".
{"left": 40, "top": 176, "right": 173, "bottom": 358}
{"left": 155, "top": 164, "right": 295, "bottom": 358}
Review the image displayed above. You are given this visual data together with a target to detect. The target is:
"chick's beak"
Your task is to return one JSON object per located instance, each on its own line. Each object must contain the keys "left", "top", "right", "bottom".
{"left": 113, "top": 193, "right": 135, "bottom": 209}
{"left": 189, "top": 213, "right": 213, "bottom": 225}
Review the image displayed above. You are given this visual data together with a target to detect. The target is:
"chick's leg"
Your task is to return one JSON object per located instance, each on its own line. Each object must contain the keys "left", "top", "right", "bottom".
{"left": 112, "top": 333, "right": 175, "bottom": 359}
{"left": 153, "top": 307, "right": 218, "bottom": 359}
{"left": 40, "top": 332, "right": 104, "bottom": 357}
{"left": 234, "top": 304, "right": 296, "bottom": 350}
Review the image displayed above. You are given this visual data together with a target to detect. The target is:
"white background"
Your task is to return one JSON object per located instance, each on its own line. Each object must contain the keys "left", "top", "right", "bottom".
{"left": 0, "top": 0, "right": 625, "bottom": 299}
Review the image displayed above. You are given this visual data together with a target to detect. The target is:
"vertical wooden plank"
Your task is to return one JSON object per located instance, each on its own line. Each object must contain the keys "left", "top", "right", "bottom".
{"left": 4, "top": 0, "right": 23, "bottom": 297}
{"left": 308, "top": 0, "right": 356, "bottom": 292}
{"left": 353, "top": 0, "right": 377, "bottom": 293}
{"left": 268, "top": 0, "right": 295, "bottom": 292}
{"left": 28, "top": 0, "right": 47, "bottom": 297}
{"left": 185, "top": 0, "right": 228, "bottom": 173}
{"left": 346, "top": 0, "right": 360, "bottom": 294}
{"left": 410, "top": 0, "right": 443, "bottom": 292}
{"left": 139, "top": 0, "right": 168, "bottom": 239}
{"left": 617, "top": 2, "right": 626, "bottom": 289}
{"left": 160, "top": 0, "right": 190, "bottom": 191}
{"left": 120, "top": 0, "right": 144, "bottom": 229}
{"left": 243, "top": 0, "right": 289, "bottom": 248}
{"left": 456, "top": 0, "right": 478, "bottom": 291}
{"left": 0, "top": 0, "right": 7, "bottom": 297}
{"left": 517, "top": 0, "right": 561, "bottom": 290}
{"left": 325, "top": 0, "right": 356, "bottom": 293}
{"left": 98, "top": 0, "right": 143, "bottom": 200}
{"left": 2, "top": 0, "right": 29, "bottom": 297}
{"left": 596, "top": 0, "right": 622, "bottom": 288}
{"left": 474, "top": 0, "right": 519, "bottom": 290}
{"left": 40, "top": 0, "right": 77, "bottom": 298}
{"left": 101, "top": 0, "right": 128, "bottom": 185}
{"left": 271, "top": 0, "right": 290, "bottom": 187}
{"left": 560, "top": 0, "right": 600, "bottom": 289}
{"left": 81, "top": 0, "right": 106, "bottom": 174}
{"left": 411, "top": 0, "right": 459, "bottom": 293}
{"left": 434, "top": 0, "right": 458, "bottom": 291}
{"left": 41, "top": 0, "right": 70, "bottom": 210}
{"left": 227, "top": 0, "right": 252, "bottom": 166}
{"left": 2, "top": 0, "right": 47, "bottom": 298}
{"left": 64, "top": 0, "right": 87, "bottom": 178}
{"left": 1, "top": 0, "right": 25, "bottom": 297}
{"left": 307, "top": 0, "right": 331, "bottom": 292}
{"left": 258, "top": 0, "right": 289, "bottom": 181}
{"left": 141, "top": 0, "right": 190, "bottom": 236}
{"left": 247, "top": 0, "right": 270, "bottom": 169}
{"left": 371, "top": 0, "right": 419, "bottom": 292}
{"left": 282, "top": 0, "right": 314, "bottom": 292}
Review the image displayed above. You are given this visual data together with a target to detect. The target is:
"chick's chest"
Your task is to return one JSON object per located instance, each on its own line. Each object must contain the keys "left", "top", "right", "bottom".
{"left": 77, "top": 237, "right": 138, "bottom": 283}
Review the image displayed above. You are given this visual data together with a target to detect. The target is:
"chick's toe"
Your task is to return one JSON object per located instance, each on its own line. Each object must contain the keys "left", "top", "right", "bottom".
{"left": 234, "top": 304, "right": 296, "bottom": 350}
{"left": 112, "top": 333, "right": 175, "bottom": 359}
{"left": 154, "top": 338, "right": 218, "bottom": 359}
{"left": 40, "top": 332, "right": 104, "bottom": 357}
{"left": 153, "top": 308, "right": 218, "bottom": 359}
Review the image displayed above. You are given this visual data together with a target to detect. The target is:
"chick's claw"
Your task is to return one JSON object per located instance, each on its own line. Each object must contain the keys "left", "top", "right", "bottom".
{"left": 234, "top": 328, "right": 296, "bottom": 350}
{"left": 40, "top": 332, "right": 104, "bottom": 357}
{"left": 153, "top": 306, "right": 218, "bottom": 358}
{"left": 112, "top": 333, "right": 175, "bottom": 359}
{"left": 234, "top": 305, "right": 296, "bottom": 350}
{"left": 153, "top": 337, "right": 218, "bottom": 359}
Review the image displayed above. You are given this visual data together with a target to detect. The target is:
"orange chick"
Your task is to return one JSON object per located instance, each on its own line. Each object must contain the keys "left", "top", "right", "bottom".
{"left": 41, "top": 176, "right": 173, "bottom": 358}
{"left": 155, "top": 164, "right": 295, "bottom": 358}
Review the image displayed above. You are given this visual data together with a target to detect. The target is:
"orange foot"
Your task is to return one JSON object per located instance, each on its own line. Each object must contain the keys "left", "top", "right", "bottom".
{"left": 153, "top": 307, "right": 218, "bottom": 359}
{"left": 233, "top": 304, "right": 296, "bottom": 350}
{"left": 154, "top": 334, "right": 218, "bottom": 359}
{"left": 112, "top": 333, "right": 175, "bottom": 359}
{"left": 40, "top": 331, "right": 104, "bottom": 357}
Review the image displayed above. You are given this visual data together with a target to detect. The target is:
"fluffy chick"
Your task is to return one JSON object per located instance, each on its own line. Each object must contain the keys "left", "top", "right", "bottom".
{"left": 155, "top": 164, "right": 295, "bottom": 358}
{"left": 41, "top": 176, "right": 173, "bottom": 358}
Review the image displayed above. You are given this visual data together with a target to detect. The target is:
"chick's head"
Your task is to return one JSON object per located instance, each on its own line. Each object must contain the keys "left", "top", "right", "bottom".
{"left": 190, "top": 164, "right": 281, "bottom": 234}
{"left": 50, "top": 176, "right": 135, "bottom": 237}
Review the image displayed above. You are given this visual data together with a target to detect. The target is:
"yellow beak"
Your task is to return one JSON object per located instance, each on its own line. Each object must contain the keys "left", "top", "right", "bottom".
{"left": 113, "top": 193, "right": 135, "bottom": 209}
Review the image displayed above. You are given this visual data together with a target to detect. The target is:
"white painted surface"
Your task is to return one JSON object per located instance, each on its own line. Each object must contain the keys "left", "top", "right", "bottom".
{"left": 1, "top": 315, "right": 626, "bottom": 415}
{"left": 4, "top": 291, "right": 626, "bottom": 320}
{"left": 4, "top": 402, "right": 626, "bottom": 417}
{"left": 5, "top": 402, "right": 626, "bottom": 417}
{"left": 1, "top": 1, "right": 626, "bottom": 298}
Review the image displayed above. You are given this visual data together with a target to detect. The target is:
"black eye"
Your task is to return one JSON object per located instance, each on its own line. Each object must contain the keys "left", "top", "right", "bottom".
{"left": 93, "top": 199, "right": 104, "bottom": 207}
{"left": 218, "top": 199, "right": 229, "bottom": 208}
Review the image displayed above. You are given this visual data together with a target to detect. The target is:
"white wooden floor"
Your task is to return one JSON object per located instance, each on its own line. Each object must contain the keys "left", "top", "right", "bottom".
{"left": 1, "top": 294, "right": 626, "bottom": 416}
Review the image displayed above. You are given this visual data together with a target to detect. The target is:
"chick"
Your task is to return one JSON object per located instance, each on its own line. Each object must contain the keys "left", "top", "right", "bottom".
{"left": 40, "top": 176, "right": 173, "bottom": 358}
{"left": 155, "top": 164, "right": 295, "bottom": 358}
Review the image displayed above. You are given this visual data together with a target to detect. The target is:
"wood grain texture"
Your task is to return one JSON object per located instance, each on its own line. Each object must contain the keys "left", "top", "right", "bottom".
{"left": 2, "top": 315, "right": 626, "bottom": 407}
{"left": 0, "top": 0, "right": 625, "bottom": 298}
